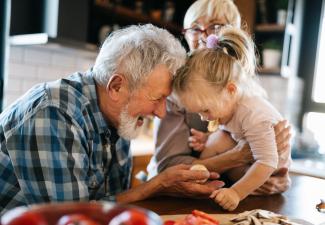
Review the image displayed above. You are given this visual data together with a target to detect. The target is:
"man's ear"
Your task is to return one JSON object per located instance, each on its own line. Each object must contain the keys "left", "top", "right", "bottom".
{"left": 226, "top": 82, "right": 237, "bottom": 95}
{"left": 106, "top": 74, "right": 128, "bottom": 101}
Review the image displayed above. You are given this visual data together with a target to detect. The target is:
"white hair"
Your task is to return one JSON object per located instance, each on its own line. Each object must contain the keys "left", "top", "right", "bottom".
{"left": 93, "top": 24, "right": 186, "bottom": 91}
{"left": 118, "top": 104, "right": 141, "bottom": 140}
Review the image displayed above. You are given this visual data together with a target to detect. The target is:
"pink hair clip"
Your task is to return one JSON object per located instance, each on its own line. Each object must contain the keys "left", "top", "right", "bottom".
{"left": 206, "top": 34, "right": 219, "bottom": 49}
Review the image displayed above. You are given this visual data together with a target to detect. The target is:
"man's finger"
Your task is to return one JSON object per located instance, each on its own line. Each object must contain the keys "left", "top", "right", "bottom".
{"left": 209, "top": 172, "right": 220, "bottom": 179}
{"left": 207, "top": 180, "right": 225, "bottom": 189}
{"left": 172, "top": 164, "right": 192, "bottom": 170}
{"left": 179, "top": 169, "right": 210, "bottom": 182}
{"left": 181, "top": 181, "right": 222, "bottom": 197}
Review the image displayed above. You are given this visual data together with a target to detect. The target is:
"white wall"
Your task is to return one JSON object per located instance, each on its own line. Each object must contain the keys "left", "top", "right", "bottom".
{"left": 4, "top": 43, "right": 97, "bottom": 109}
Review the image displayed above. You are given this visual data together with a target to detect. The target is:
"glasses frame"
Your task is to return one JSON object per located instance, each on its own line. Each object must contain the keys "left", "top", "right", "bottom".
{"left": 182, "top": 23, "right": 226, "bottom": 36}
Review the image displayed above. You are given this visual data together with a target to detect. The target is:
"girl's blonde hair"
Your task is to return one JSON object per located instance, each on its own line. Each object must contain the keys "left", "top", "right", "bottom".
{"left": 173, "top": 27, "right": 266, "bottom": 99}
{"left": 184, "top": 0, "right": 241, "bottom": 29}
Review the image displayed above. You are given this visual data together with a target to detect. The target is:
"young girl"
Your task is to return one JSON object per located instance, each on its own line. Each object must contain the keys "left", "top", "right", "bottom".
{"left": 172, "top": 27, "right": 291, "bottom": 211}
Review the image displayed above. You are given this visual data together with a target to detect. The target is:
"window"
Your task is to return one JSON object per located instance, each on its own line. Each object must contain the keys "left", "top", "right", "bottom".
{"left": 313, "top": 7, "right": 325, "bottom": 103}
{"left": 298, "top": 0, "right": 325, "bottom": 158}
{"left": 304, "top": 113, "right": 325, "bottom": 153}
{"left": 305, "top": 1, "right": 325, "bottom": 155}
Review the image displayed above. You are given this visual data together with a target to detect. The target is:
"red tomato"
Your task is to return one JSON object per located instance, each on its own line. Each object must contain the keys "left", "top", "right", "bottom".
{"left": 163, "top": 220, "right": 176, "bottom": 225}
{"left": 109, "top": 209, "right": 151, "bottom": 225}
{"left": 173, "top": 210, "right": 219, "bottom": 225}
{"left": 1, "top": 208, "right": 48, "bottom": 225}
{"left": 191, "top": 210, "right": 219, "bottom": 225}
{"left": 56, "top": 214, "right": 100, "bottom": 225}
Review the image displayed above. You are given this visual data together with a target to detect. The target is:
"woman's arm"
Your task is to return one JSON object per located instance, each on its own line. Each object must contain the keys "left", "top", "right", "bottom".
{"left": 194, "top": 138, "right": 253, "bottom": 173}
{"left": 200, "top": 130, "right": 236, "bottom": 158}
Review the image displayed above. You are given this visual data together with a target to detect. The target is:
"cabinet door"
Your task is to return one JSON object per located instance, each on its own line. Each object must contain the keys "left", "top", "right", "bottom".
{"left": 57, "top": 0, "right": 90, "bottom": 42}
{"left": 281, "top": 0, "right": 304, "bottom": 78}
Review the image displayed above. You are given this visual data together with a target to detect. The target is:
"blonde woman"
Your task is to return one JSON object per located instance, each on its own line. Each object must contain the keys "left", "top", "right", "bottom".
{"left": 172, "top": 27, "right": 291, "bottom": 211}
{"left": 148, "top": 0, "right": 292, "bottom": 196}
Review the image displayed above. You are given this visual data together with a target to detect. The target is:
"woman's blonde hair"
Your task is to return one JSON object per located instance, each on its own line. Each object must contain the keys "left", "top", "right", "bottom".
{"left": 183, "top": 0, "right": 241, "bottom": 29}
{"left": 173, "top": 27, "right": 266, "bottom": 99}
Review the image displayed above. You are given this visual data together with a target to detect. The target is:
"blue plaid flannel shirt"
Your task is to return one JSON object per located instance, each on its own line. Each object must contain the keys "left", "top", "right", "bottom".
{"left": 0, "top": 71, "right": 132, "bottom": 214}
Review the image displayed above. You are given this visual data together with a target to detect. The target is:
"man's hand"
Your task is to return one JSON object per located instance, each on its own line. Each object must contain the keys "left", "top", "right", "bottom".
{"left": 158, "top": 164, "right": 224, "bottom": 198}
{"left": 252, "top": 167, "right": 291, "bottom": 195}
{"left": 188, "top": 129, "right": 209, "bottom": 152}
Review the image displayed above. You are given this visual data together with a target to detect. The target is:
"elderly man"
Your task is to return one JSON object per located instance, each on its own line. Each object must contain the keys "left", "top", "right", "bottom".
{"left": 0, "top": 24, "right": 224, "bottom": 214}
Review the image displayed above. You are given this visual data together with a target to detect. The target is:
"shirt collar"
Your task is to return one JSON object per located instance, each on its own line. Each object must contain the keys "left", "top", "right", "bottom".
{"left": 82, "top": 69, "right": 118, "bottom": 138}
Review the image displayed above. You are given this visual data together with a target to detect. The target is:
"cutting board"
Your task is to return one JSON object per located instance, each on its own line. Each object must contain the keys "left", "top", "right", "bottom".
{"left": 161, "top": 214, "right": 235, "bottom": 225}
{"left": 160, "top": 214, "right": 313, "bottom": 225}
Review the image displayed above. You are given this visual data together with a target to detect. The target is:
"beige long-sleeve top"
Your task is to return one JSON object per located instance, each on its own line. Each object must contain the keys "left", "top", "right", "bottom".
{"left": 219, "top": 95, "right": 290, "bottom": 169}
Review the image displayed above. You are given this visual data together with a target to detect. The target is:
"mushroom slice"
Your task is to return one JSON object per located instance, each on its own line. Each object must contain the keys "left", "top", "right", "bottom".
{"left": 231, "top": 210, "right": 255, "bottom": 222}
{"left": 250, "top": 215, "right": 262, "bottom": 225}
{"left": 256, "top": 210, "right": 273, "bottom": 219}
{"left": 233, "top": 221, "right": 251, "bottom": 225}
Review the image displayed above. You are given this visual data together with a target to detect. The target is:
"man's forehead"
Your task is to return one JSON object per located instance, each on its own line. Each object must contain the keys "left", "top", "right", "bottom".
{"left": 139, "top": 65, "right": 172, "bottom": 97}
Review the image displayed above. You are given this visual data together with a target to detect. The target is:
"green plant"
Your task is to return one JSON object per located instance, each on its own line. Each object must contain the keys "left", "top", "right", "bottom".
{"left": 263, "top": 39, "right": 282, "bottom": 50}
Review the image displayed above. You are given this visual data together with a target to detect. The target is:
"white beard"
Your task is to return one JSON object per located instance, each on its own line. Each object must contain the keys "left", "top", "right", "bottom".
{"left": 118, "top": 105, "right": 142, "bottom": 140}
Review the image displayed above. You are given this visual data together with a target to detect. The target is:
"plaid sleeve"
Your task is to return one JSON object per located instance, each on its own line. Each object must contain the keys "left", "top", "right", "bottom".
{"left": 6, "top": 105, "right": 91, "bottom": 204}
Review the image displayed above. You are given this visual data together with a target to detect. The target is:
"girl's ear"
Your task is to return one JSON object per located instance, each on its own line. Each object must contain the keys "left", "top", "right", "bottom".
{"left": 226, "top": 82, "right": 237, "bottom": 95}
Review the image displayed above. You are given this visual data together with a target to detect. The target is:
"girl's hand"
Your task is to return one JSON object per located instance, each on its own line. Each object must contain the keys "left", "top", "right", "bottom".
{"left": 210, "top": 188, "right": 240, "bottom": 211}
{"left": 188, "top": 129, "right": 210, "bottom": 152}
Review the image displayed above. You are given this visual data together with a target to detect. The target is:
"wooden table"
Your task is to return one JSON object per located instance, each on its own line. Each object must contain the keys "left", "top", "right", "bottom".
{"left": 132, "top": 173, "right": 325, "bottom": 225}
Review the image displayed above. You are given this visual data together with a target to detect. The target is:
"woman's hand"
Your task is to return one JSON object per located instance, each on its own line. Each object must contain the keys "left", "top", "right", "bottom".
{"left": 252, "top": 167, "right": 291, "bottom": 195}
{"left": 188, "top": 129, "right": 210, "bottom": 151}
{"left": 157, "top": 164, "right": 224, "bottom": 198}
{"left": 274, "top": 120, "right": 292, "bottom": 154}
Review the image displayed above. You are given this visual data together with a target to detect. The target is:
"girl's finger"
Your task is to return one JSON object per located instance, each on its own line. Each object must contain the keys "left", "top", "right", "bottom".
{"left": 210, "top": 190, "right": 219, "bottom": 198}
{"left": 191, "top": 129, "right": 205, "bottom": 138}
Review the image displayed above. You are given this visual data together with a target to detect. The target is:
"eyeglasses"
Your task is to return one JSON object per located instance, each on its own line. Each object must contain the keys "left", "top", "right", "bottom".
{"left": 183, "top": 23, "right": 226, "bottom": 37}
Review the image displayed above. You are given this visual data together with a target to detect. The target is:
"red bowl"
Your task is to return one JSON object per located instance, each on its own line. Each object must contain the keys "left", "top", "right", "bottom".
{"left": 0, "top": 202, "right": 162, "bottom": 225}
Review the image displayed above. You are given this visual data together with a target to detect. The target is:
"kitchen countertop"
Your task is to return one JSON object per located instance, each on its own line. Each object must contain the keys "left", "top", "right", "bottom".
{"left": 132, "top": 173, "right": 325, "bottom": 225}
